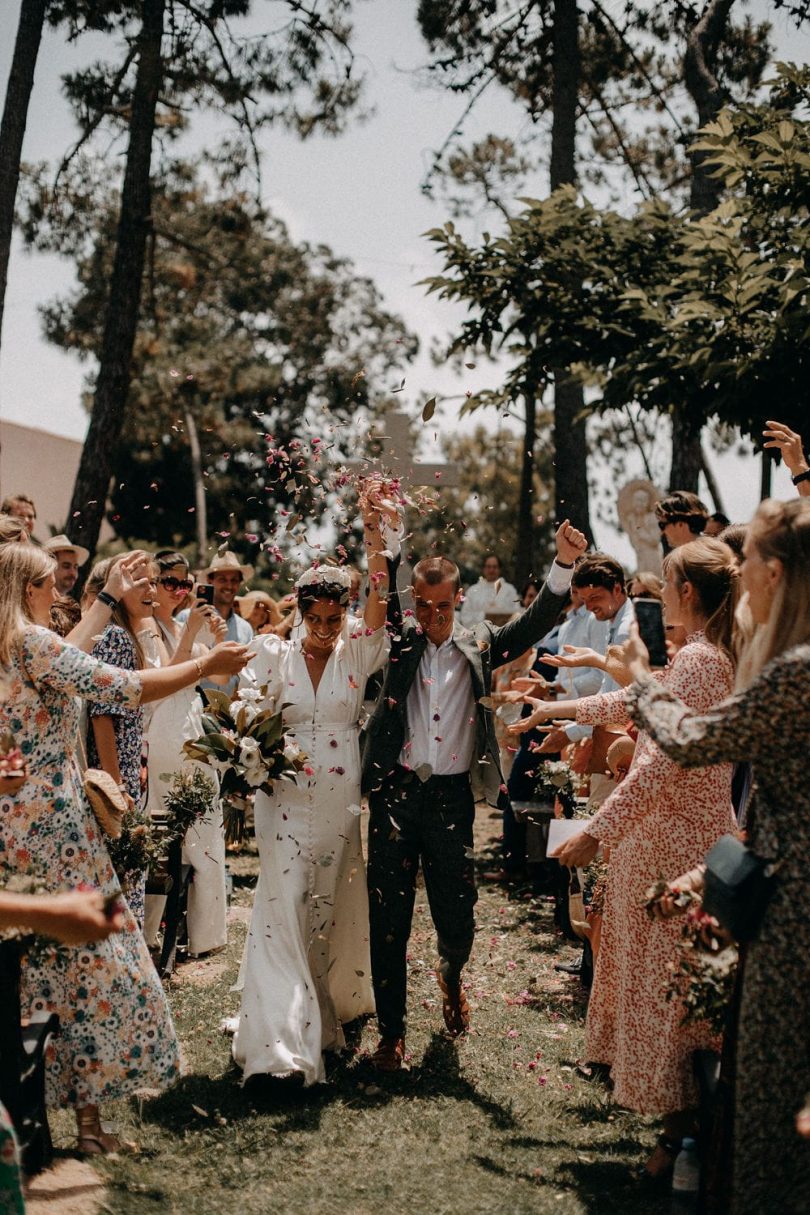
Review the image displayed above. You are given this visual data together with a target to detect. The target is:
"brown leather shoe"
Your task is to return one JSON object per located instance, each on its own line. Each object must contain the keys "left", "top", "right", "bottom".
{"left": 370, "top": 1037, "right": 406, "bottom": 1072}
{"left": 437, "top": 973, "right": 471, "bottom": 1038}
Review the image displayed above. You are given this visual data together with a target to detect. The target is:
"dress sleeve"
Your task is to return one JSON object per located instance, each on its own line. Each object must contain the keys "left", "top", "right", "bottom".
{"left": 627, "top": 647, "right": 805, "bottom": 768}
{"left": 589, "top": 643, "right": 733, "bottom": 847}
{"left": 21, "top": 626, "right": 141, "bottom": 709}
{"left": 575, "top": 686, "right": 631, "bottom": 726}
{"left": 238, "top": 633, "right": 288, "bottom": 711}
{"left": 345, "top": 622, "right": 390, "bottom": 678}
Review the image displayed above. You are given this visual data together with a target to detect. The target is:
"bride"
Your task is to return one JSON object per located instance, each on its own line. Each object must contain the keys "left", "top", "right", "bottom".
{"left": 233, "top": 482, "right": 395, "bottom": 1085}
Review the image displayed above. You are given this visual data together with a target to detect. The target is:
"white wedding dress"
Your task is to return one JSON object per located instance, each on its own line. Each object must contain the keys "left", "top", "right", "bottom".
{"left": 233, "top": 625, "right": 387, "bottom": 1085}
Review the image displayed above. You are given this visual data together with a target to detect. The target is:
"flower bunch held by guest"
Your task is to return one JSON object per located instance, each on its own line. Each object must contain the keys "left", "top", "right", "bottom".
{"left": 623, "top": 498, "right": 810, "bottom": 1214}
{"left": 232, "top": 478, "right": 396, "bottom": 1086}
{"left": 0, "top": 542, "right": 247, "bottom": 1155}
{"left": 529, "top": 538, "right": 740, "bottom": 1179}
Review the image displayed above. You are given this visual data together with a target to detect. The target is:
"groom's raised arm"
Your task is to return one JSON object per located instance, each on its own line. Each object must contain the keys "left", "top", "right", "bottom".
{"left": 489, "top": 521, "right": 588, "bottom": 669}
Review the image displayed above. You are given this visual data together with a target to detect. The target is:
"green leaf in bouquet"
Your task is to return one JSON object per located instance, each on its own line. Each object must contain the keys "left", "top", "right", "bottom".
{"left": 202, "top": 688, "right": 234, "bottom": 717}
{"left": 192, "top": 732, "right": 237, "bottom": 756}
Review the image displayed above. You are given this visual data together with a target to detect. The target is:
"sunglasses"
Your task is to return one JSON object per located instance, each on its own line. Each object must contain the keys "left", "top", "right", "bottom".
{"left": 158, "top": 576, "right": 194, "bottom": 593}
{"left": 657, "top": 515, "right": 694, "bottom": 532}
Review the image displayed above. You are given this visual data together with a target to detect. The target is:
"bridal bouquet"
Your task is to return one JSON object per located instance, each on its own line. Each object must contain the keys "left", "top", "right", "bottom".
{"left": 532, "top": 760, "right": 580, "bottom": 818}
{"left": 182, "top": 686, "right": 309, "bottom": 844}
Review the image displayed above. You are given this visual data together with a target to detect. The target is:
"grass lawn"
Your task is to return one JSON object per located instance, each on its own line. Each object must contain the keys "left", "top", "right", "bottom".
{"left": 49, "top": 809, "right": 673, "bottom": 1215}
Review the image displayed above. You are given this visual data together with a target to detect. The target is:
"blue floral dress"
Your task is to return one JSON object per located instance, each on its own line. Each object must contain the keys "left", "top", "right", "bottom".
{"left": 87, "top": 624, "right": 147, "bottom": 924}
{"left": 0, "top": 627, "right": 180, "bottom": 1109}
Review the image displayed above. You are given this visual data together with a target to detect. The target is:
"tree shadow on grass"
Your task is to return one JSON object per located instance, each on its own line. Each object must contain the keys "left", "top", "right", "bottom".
{"left": 554, "top": 1156, "right": 673, "bottom": 1215}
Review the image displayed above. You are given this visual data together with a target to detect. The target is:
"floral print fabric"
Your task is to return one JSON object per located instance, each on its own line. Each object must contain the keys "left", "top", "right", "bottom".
{"left": 628, "top": 643, "right": 810, "bottom": 1215}
{"left": 0, "top": 627, "right": 179, "bottom": 1108}
{"left": 576, "top": 633, "right": 736, "bottom": 1114}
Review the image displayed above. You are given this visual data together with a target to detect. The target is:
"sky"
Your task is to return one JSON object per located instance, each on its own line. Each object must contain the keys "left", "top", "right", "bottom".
{"left": 0, "top": 0, "right": 805, "bottom": 563}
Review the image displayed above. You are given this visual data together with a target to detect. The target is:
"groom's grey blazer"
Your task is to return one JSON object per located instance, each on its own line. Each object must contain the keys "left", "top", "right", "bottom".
{"left": 360, "top": 567, "right": 569, "bottom": 809}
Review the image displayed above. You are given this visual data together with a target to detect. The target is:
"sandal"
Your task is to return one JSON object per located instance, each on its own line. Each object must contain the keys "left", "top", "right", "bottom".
{"left": 76, "top": 1108, "right": 137, "bottom": 1156}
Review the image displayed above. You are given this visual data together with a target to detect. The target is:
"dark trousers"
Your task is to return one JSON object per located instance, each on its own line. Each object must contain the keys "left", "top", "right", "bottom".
{"left": 367, "top": 767, "right": 478, "bottom": 1039}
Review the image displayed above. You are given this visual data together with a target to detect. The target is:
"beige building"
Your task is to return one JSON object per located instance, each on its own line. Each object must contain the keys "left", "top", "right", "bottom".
{"left": 0, "top": 419, "right": 111, "bottom": 543}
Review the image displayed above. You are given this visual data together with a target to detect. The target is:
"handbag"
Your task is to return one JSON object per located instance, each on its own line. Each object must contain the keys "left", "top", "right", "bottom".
{"left": 83, "top": 769, "right": 128, "bottom": 839}
{"left": 703, "top": 833, "right": 778, "bottom": 942}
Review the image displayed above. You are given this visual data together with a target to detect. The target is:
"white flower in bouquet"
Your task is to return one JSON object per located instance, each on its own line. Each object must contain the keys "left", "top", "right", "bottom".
{"left": 238, "top": 737, "right": 266, "bottom": 786}
{"left": 284, "top": 740, "right": 303, "bottom": 764}
{"left": 230, "top": 687, "right": 265, "bottom": 727}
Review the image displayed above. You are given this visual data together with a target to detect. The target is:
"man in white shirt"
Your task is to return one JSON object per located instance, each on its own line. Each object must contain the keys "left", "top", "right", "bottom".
{"left": 458, "top": 553, "right": 521, "bottom": 627}
{"left": 361, "top": 521, "right": 588, "bottom": 1071}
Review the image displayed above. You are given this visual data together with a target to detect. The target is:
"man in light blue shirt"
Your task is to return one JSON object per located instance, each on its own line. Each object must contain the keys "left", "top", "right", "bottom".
{"left": 535, "top": 554, "right": 632, "bottom": 757}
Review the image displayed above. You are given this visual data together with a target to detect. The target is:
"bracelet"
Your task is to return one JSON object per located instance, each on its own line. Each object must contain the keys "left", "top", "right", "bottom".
{"left": 792, "top": 468, "right": 810, "bottom": 486}
{"left": 555, "top": 560, "right": 574, "bottom": 569}
{"left": 193, "top": 657, "right": 205, "bottom": 681}
{"left": 97, "top": 590, "right": 119, "bottom": 610}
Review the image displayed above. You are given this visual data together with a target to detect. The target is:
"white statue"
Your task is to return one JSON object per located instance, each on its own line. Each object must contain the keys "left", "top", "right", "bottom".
{"left": 617, "top": 479, "right": 663, "bottom": 575}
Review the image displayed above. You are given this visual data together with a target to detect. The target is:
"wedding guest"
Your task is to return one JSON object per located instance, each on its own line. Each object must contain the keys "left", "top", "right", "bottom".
{"left": 0, "top": 542, "right": 247, "bottom": 1154}
{"left": 627, "top": 572, "right": 664, "bottom": 601}
{"left": 0, "top": 515, "right": 29, "bottom": 546}
{"left": 185, "top": 552, "right": 253, "bottom": 694}
{"left": 524, "top": 538, "right": 739, "bottom": 1180}
{"left": 624, "top": 498, "right": 810, "bottom": 1214}
{"left": 0, "top": 495, "right": 36, "bottom": 540}
{"left": 236, "top": 590, "right": 279, "bottom": 633}
{"left": 43, "top": 534, "right": 90, "bottom": 597}
{"left": 84, "top": 555, "right": 159, "bottom": 927}
{"left": 459, "top": 552, "right": 521, "bottom": 627}
{"left": 142, "top": 550, "right": 228, "bottom": 958}
{"left": 655, "top": 491, "right": 709, "bottom": 550}
{"left": 362, "top": 521, "right": 587, "bottom": 1071}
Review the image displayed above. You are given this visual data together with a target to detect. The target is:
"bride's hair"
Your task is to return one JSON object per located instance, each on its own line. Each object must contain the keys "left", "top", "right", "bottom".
{"left": 295, "top": 565, "right": 352, "bottom": 610}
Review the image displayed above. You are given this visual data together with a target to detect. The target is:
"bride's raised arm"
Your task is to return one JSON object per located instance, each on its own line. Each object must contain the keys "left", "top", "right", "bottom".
{"left": 358, "top": 476, "right": 402, "bottom": 633}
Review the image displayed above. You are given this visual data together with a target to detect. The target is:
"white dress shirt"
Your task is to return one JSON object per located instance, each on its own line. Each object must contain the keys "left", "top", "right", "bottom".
{"left": 402, "top": 560, "right": 574, "bottom": 774}
{"left": 459, "top": 577, "right": 521, "bottom": 627}
{"left": 556, "top": 605, "right": 609, "bottom": 699}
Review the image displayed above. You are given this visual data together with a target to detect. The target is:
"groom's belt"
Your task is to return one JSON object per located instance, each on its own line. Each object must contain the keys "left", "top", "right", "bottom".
{"left": 393, "top": 764, "right": 471, "bottom": 789}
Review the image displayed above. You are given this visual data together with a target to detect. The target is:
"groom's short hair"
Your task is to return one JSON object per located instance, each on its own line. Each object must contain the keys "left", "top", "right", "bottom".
{"left": 412, "top": 556, "right": 461, "bottom": 594}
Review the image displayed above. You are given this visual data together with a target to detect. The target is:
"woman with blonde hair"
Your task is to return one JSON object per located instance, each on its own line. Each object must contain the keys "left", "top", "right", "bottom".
{"left": 0, "top": 543, "right": 247, "bottom": 1154}
{"left": 512, "top": 537, "right": 740, "bottom": 1177}
{"left": 624, "top": 499, "right": 810, "bottom": 1214}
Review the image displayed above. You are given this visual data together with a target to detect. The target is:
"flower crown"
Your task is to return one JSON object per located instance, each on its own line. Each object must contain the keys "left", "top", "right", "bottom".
{"left": 295, "top": 564, "right": 353, "bottom": 606}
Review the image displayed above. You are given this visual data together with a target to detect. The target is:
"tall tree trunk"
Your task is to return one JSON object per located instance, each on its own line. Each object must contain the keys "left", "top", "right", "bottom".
{"left": 514, "top": 390, "right": 537, "bottom": 587}
{"left": 65, "top": 0, "right": 165, "bottom": 560}
{"left": 671, "top": 0, "right": 736, "bottom": 493}
{"left": 549, "top": 0, "right": 592, "bottom": 540}
{"left": 0, "top": 0, "right": 47, "bottom": 353}
{"left": 183, "top": 406, "right": 207, "bottom": 564}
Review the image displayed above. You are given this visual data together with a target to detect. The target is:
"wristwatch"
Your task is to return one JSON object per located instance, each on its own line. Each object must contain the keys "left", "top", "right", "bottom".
{"left": 792, "top": 468, "right": 810, "bottom": 486}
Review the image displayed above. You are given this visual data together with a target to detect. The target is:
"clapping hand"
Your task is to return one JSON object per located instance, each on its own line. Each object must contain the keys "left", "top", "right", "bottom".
{"left": 554, "top": 519, "right": 588, "bottom": 566}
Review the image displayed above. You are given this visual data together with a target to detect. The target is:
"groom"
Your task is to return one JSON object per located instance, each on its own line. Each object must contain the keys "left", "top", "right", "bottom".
{"left": 362, "top": 521, "right": 588, "bottom": 1070}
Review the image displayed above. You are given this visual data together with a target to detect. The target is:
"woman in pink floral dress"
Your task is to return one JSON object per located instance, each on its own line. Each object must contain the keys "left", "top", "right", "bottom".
{"left": 0, "top": 544, "right": 246, "bottom": 1153}
{"left": 516, "top": 538, "right": 739, "bottom": 1177}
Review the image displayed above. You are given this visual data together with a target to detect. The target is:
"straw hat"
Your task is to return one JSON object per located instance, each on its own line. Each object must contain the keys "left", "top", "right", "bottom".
{"left": 44, "top": 534, "right": 90, "bottom": 566}
{"left": 237, "top": 590, "right": 277, "bottom": 620}
{"left": 199, "top": 551, "right": 254, "bottom": 581}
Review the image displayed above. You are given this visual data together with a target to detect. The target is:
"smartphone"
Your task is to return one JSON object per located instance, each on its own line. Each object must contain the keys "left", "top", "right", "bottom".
{"left": 196, "top": 584, "right": 215, "bottom": 606}
{"left": 633, "top": 597, "right": 668, "bottom": 668}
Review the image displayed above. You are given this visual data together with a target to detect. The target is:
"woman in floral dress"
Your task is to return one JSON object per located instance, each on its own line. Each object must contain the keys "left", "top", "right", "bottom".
{"left": 515, "top": 538, "right": 739, "bottom": 1175}
{"left": 623, "top": 499, "right": 810, "bottom": 1215}
{"left": 0, "top": 543, "right": 247, "bottom": 1153}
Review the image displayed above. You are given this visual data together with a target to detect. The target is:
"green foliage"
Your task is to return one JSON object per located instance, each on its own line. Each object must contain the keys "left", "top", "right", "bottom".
{"left": 424, "top": 64, "right": 810, "bottom": 449}
{"left": 23, "top": 160, "right": 417, "bottom": 555}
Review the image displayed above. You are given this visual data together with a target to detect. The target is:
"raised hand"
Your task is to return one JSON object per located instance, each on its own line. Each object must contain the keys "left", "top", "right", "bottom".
{"left": 103, "top": 550, "right": 151, "bottom": 602}
{"left": 763, "top": 420, "right": 808, "bottom": 478}
{"left": 184, "top": 600, "right": 218, "bottom": 640}
{"left": 554, "top": 519, "right": 588, "bottom": 566}
{"left": 624, "top": 620, "right": 652, "bottom": 683}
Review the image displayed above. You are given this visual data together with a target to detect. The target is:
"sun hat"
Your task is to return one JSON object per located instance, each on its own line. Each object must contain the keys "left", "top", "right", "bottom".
{"left": 44, "top": 534, "right": 90, "bottom": 566}
{"left": 199, "top": 551, "right": 254, "bottom": 581}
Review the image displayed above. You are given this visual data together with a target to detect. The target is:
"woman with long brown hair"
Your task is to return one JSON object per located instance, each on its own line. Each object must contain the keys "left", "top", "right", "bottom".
{"left": 624, "top": 499, "right": 810, "bottom": 1214}
{"left": 511, "top": 537, "right": 740, "bottom": 1178}
{"left": 0, "top": 543, "right": 246, "bottom": 1154}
